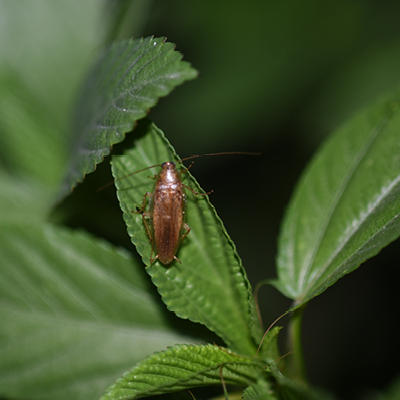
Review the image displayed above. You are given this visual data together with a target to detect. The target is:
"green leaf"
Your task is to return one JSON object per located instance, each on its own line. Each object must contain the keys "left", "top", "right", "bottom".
{"left": 269, "top": 364, "right": 335, "bottom": 400}
{"left": 102, "top": 344, "right": 264, "bottom": 400}
{"left": 111, "top": 119, "right": 261, "bottom": 357}
{"left": 272, "top": 93, "right": 400, "bottom": 307}
{"left": 377, "top": 375, "right": 400, "bottom": 400}
{"left": 0, "top": 172, "right": 50, "bottom": 225}
{"left": 0, "top": 225, "right": 200, "bottom": 400}
{"left": 243, "top": 380, "right": 278, "bottom": 400}
{"left": 148, "top": 2, "right": 361, "bottom": 151}
{"left": 58, "top": 36, "right": 198, "bottom": 199}
{"left": 257, "top": 327, "right": 282, "bottom": 363}
{"left": 0, "top": 1, "right": 106, "bottom": 189}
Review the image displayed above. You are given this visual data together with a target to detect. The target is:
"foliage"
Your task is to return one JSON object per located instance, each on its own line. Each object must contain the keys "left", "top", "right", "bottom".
{"left": 1, "top": 2, "right": 400, "bottom": 400}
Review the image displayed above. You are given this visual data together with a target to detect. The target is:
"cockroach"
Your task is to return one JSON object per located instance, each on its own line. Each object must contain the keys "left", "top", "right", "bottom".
{"left": 133, "top": 160, "right": 200, "bottom": 265}
{"left": 113, "top": 152, "right": 260, "bottom": 265}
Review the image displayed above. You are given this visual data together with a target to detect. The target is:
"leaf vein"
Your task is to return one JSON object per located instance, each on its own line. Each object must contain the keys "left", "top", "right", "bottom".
{"left": 298, "top": 114, "right": 390, "bottom": 290}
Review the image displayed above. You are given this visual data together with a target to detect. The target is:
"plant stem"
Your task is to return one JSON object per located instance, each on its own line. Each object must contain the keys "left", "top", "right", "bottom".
{"left": 287, "top": 303, "right": 308, "bottom": 386}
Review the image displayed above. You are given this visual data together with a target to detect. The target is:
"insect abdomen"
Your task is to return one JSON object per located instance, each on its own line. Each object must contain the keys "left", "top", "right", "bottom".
{"left": 152, "top": 188, "right": 184, "bottom": 264}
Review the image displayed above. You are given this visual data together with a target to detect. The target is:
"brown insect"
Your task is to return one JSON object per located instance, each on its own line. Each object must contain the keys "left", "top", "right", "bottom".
{"left": 134, "top": 160, "right": 205, "bottom": 265}
{"left": 123, "top": 152, "right": 260, "bottom": 265}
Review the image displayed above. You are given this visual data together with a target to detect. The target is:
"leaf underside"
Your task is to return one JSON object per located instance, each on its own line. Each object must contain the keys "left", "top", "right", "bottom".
{"left": 273, "top": 94, "right": 400, "bottom": 307}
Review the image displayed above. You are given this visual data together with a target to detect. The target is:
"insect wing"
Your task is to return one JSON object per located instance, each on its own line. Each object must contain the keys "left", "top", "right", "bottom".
{"left": 152, "top": 187, "right": 184, "bottom": 264}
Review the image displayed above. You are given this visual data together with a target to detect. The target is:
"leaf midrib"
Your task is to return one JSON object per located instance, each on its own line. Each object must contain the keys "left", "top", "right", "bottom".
{"left": 300, "top": 114, "right": 391, "bottom": 299}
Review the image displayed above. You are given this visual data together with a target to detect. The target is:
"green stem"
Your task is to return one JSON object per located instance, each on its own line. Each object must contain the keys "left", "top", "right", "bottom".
{"left": 287, "top": 303, "right": 308, "bottom": 386}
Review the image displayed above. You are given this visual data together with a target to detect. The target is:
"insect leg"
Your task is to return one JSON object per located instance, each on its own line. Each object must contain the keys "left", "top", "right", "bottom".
{"left": 169, "top": 223, "right": 190, "bottom": 265}
{"left": 179, "top": 162, "right": 213, "bottom": 195}
{"left": 141, "top": 211, "right": 159, "bottom": 264}
{"left": 173, "top": 255, "right": 182, "bottom": 264}
{"left": 131, "top": 192, "right": 157, "bottom": 264}
{"left": 181, "top": 223, "right": 191, "bottom": 242}
{"left": 182, "top": 183, "right": 213, "bottom": 196}
{"left": 182, "top": 161, "right": 195, "bottom": 172}
{"left": 132, "top": 192, "right": 152, "bottom": 214}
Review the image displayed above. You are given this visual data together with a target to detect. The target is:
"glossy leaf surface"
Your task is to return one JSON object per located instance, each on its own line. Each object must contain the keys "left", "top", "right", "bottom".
{"left": 273, "top": 95, "right": 400, "bottom": 307}
{"left": 59, "top": 36, "right": 198, "bottom": 199}
{"left": 112, "top": 120, "right": 262, "bottom": 356}
{"left": 102, "top": 344, "right": 263, "bottom": 400}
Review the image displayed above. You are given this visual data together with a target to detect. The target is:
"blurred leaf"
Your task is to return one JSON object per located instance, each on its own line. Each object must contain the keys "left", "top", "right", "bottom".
{"left": 0, "top": 78, "right": 64, "bottom": 189}
{"left": 102, "top": 344, "right": 264, "bottom": 400}
{"left": 0, "top": 1, "right": 106, "bottom": 188}
{"left": 0, "top": 172, "right": 50, "bottom": 224}
{"left": 269, "top": 364, "right": 335, "bottom": 400}
{"left": 376, "top": 374, "right": 400, "bottom": 400}
{"left": 257, "top": 327, "right": 282, "bottom": 364}
{"left": 0, "top": 225, "right": 200, "bottom": 400}
{"left": 301, "top": 38, "right": 400, "bottom": 142}
{"left": 106, "top": 0, "right": 153, "bottom": 41}
{"left": 112, "top": 119, "right": 262, "bottom": 356}
{"left": 243, "top": 380, "right": 278, "bottom": 400}
{"left": 272, "top": 91, "right": 400, "bottom": 307}
{"left": 58, "top": 36, "right": 198, "bottom": 199}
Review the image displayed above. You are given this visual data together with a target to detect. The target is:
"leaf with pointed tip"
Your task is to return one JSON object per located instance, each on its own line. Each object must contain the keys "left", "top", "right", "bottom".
{"left": 243, "top": 380, "right": 278, "bottom": 400}
{"left": 257, "top": 327, "right": 282, "bottom": 363}
{"left": 102, "top": 344, "right": 264, "bottom": 400}
{"left": 111, "top": 119, "right": 262, "bottom": 357}
{"left": 0, "top": 225, "right": 201, "bottom": 400}
{"left": 58, "top": 36, "right": 198, "bottom": 199}
{"left": 272, "top": 93, "right": 400, "bottom": 307}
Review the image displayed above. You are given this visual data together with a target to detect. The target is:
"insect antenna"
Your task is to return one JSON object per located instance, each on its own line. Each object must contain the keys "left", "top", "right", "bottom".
{"left": 219, "top": 364, "right": 229, "bottom": 400}
{"left": 96, "top": 163, "right": 162, "bottom": 192}
{"left": 255, "top": 311, "right": 289, "bottom": 359}
{"left": 187, "top": 390, "right": 196, "bottom": 400}
{"left": 254, "top": 279, "right": 270, "bottom": 331}
{"left": 178, "top": 151, "right": 261, "bottom": 164}
{"left": 97, "top": 151, "right": 260, "bottom": 192}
